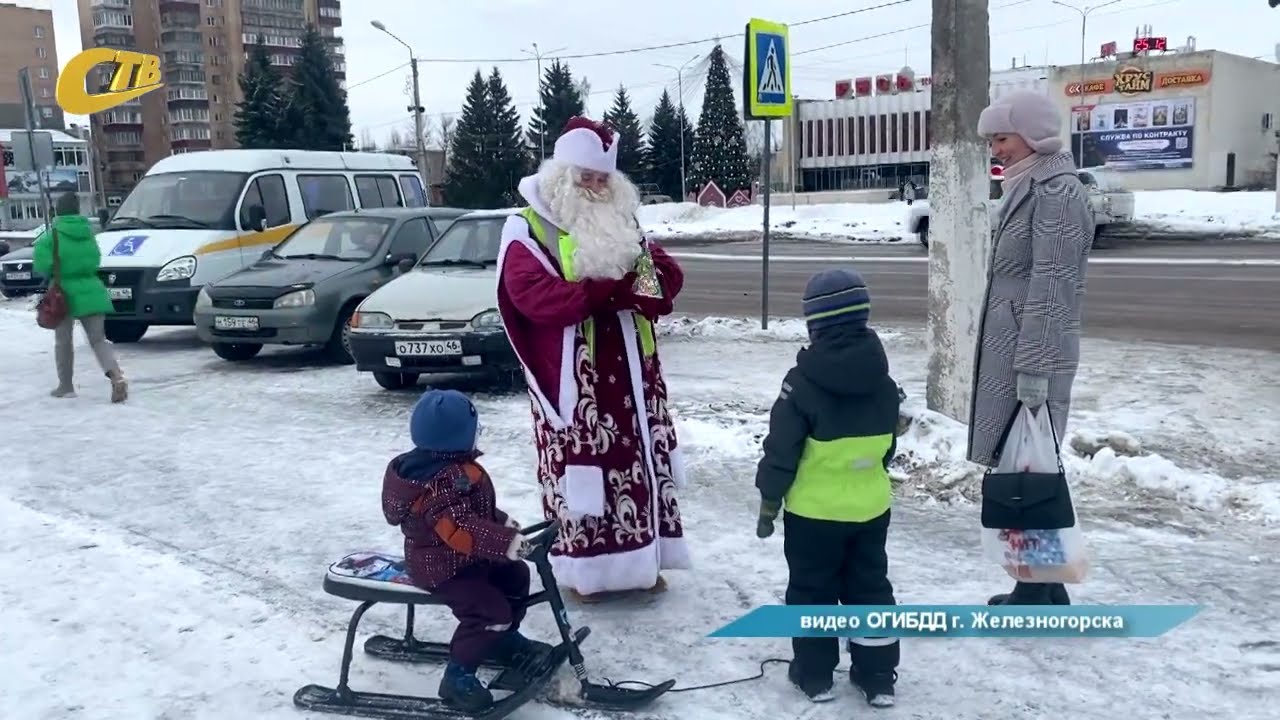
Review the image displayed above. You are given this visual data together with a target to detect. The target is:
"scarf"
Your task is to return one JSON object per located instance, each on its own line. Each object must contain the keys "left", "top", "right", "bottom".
{"left": 996, "top": 152, "right": 1051, "bottom": 222}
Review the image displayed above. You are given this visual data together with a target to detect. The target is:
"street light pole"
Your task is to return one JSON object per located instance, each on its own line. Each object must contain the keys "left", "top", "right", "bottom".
{"left": 655, "top": 54, "right": 699, "bottom": 200}
{"left": 523, "top": 43, "right": 568, "bottom": 163}
{"left": 1053, "top": 0, "right": 1123, "bottom": 168}
{"left": 372, "top": 20, "right": 427, "bottom": 186}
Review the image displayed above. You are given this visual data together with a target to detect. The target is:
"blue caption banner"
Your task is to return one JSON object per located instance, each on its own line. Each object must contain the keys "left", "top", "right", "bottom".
{"left": 707, "top": 605, "right": 1199, "bottom": 639}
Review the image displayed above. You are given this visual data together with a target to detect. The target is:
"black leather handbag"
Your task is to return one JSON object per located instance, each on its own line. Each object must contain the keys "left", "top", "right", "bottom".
{"left": 980, "top": 404, "right": 1076, "bottom": 531}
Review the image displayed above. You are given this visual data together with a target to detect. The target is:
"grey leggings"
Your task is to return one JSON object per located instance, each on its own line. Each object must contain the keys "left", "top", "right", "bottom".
{"left": 54, "top": 314, "right": 120, "bottom": 384}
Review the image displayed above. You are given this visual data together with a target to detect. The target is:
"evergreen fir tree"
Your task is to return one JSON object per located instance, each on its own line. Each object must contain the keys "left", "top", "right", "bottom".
{"left": 677, "top": 103, "right": 695, "bottom": 199}
{"left": 486, "top": 67, "right": 532, "bottom": 206}
{"left": 442, "top": 70, "right": 496, "bottom": 208}
{"left": 279, "top": 24, "right": 354, "bottom": 151}
{"left": 233, "top": 38, "right": 284, "bottom": 148}
{"left": 603, "top": 85, "right": 645, "bottom": 181}
{"left": 687, "top": 44, "right": 752, "bottom": 194}
{"left": 526, "top": 59, "right": 584, "bottom": 163}
{"left": 644, "top": 90, "right": 683, "bottom": 199}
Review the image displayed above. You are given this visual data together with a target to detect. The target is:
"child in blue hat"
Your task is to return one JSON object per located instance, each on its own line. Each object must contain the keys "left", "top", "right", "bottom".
{"left": 381, "top": 388, "right": 551, "bottom": 711}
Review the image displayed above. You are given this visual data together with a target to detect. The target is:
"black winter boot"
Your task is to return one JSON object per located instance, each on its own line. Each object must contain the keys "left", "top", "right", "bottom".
{"left": 439, "top": 661, "right": 493, "bottom": 711}
{"left": 490, "top": 631, "right": 553, "bottom": 669}
{"left": 787, "top": 661, "right": 834, "bottom": 702}
{"left": 987, "top": 581, "right": 1055, "bottom": 605}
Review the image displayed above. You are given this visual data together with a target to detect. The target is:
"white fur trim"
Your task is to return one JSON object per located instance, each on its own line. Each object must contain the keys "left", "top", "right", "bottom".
{"left": 554, "top": 127, "right": 619, "bottom": 174}
{"left": 550, "top": 536, "right": 691, "bottom": 596}
{"left": 562, "top": 464, "right": 606, "bottom": 518}
{"left": 669, "top": 445, "right": 688, "bottom": 490}
{"left": 496, "top": 216, "right": 577, "bottom": 431}
{"left": 517, "top": 174, "right": 561, "bottom": 228}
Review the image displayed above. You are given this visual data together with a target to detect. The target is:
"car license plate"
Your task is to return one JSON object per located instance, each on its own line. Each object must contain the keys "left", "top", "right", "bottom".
{"left": 215, "top": 315, "right": 259, "bottom": 331}
{"left": 108, "top": 287, "right": 132, "bottom": 300}
{"left": 4, "top": 271, "right": 31, "bottom": 280}
{"left": 395, "top": 339, "right": 462, "bottom": 356}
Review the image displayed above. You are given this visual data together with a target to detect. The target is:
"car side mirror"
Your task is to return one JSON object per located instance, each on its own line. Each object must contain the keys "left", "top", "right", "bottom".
{"left": 260, "top": 249, "right": 274, "bottom": 261}
{"left": 386, "top": 253, "right": 415, "bottom": 270}
{"left": 97, "top": 208, "right": 110, "bottom": 225}
{"left": 247, "top": 204, "right": 267, "bottom": 232}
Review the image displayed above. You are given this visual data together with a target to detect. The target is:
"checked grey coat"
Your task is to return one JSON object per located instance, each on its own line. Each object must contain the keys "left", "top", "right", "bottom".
{"left": 966, "top": 151, "right": 1095, "bottom": 467}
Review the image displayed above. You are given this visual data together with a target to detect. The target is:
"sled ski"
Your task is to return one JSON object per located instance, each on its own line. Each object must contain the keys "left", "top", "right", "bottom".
{"left": 294, "top": 520, "right": 675, "bottom": 718}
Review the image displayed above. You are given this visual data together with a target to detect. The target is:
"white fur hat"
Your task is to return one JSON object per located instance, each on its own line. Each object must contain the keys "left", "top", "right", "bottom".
{"left": 553, "top": 117, "right": 620, "bottom": 174}
{"left": 977, "top": 89, "right": 1064, "bottom": 154}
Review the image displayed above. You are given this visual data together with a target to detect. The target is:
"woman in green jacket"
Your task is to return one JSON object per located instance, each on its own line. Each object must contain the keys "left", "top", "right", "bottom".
{"left": 32, "top": 192, "right": 128, "bottom": 402}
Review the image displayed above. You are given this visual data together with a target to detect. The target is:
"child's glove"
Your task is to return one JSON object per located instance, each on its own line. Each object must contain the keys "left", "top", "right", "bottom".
{"left": 507, "top": 536, "right": 534, "bottom": 561}
{"left": 756, "top": 498, "right": 782, "bottom": 538}
{"left": 504, "top": 516, "right": 521, "bottom": 530}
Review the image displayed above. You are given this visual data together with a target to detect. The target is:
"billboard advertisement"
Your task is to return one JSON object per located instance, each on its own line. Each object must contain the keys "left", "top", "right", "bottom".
{"left": 1069, "top": 96, "right": 1195, "bottom": 170}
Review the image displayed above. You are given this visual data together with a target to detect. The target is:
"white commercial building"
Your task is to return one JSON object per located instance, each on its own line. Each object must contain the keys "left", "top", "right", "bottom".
{"left": 0, "top": 128, "right": 94, "bottom": 231}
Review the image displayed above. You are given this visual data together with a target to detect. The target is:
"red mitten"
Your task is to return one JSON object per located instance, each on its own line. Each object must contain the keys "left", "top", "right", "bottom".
{"left": 582, "top": 278, "right": 619, "bottom": 309}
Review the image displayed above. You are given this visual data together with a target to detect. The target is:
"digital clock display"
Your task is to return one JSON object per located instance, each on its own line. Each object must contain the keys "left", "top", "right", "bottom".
{"left": 1133, "top": 36, "right": 1168, "bottom": 52}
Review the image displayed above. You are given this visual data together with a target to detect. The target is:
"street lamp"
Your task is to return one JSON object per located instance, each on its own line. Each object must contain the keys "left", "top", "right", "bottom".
{"left": 1052, "top": 0, "right": 1124, "bottom": 168}
{"left": 654, "top": 54, "right": 699, "bottom": 200}
{"left": 371, "top": 20, "right": 427, "bottom": 185}
{"left": 522, "top": 43, "right": 568, "bottom": 163}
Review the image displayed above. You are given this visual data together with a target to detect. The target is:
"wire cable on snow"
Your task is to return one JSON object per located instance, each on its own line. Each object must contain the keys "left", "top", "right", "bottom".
{"left": 600, "top": 658, "right": 793, "bottom": 693}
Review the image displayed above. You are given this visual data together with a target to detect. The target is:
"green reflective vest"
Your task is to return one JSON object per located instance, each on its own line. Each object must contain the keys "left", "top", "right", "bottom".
{"left": 520, "top": 207, "right": 656, "bottom": 359}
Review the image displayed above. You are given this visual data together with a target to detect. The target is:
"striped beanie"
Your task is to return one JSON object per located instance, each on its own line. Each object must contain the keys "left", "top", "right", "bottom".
{"left": 802, "top": 268, "right": 870, "bottom": 330}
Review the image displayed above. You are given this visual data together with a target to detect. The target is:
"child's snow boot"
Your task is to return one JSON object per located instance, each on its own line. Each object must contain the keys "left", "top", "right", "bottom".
{"left": 850, "top": 668, "right": 897, "bottom": 708}
{"left": 491, "top": 630, "right": 553, "bottom": 669}
{"left": 787, "top": 661, "right": 834, "bottom": 703}
{"left": 438, "top": 661, "right": 493, "bottom": 711}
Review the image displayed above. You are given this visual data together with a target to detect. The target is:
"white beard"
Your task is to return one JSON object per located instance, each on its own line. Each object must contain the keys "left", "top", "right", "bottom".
{"left": 539, "top": 162, "right": 643, "bottom": 280}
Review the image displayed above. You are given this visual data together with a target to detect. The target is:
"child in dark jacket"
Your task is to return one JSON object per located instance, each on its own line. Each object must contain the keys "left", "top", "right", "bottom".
{"left": 754, "top": 268, "right": 904, "bottom": 709}
{"left": 382, "top": 389, "right": 551, "bottom": 712}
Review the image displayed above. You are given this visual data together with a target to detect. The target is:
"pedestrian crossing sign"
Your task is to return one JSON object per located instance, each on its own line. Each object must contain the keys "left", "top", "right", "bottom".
{"left": 744, "top": 18, "right": 792, "bottom": 119}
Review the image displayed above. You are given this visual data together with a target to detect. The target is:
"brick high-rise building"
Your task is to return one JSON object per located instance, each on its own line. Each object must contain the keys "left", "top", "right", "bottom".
{"left": 0, "top": 1, "right": 65, "bottom": 130}
{"left": 78, "top": 0, "right": 344, "bottom": 203}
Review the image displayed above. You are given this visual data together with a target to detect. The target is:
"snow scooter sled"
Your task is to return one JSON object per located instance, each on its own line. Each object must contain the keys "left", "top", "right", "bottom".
{"left": 294, "top": 519, "right": 675, "bottom": 720}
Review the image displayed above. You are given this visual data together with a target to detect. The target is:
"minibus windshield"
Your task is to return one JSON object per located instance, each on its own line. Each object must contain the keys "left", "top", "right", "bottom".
{"left": 106, "top": 171, "right": 249, "bottom": 232}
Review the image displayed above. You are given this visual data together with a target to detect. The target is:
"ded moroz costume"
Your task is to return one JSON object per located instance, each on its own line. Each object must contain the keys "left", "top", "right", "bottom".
{"left": 495, "top": 116, "right": 691, "bottom": 600}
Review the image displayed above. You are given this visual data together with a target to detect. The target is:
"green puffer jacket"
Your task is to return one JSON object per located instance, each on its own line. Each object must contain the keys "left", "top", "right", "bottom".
{"left": 32, "top": 215, "right": 114, "bottom": 318}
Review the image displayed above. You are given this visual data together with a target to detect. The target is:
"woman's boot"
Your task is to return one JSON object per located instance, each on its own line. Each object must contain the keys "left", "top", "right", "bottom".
{"left": 987, "top": 581, "right": 1054, "bottom": 605}
{"left": 107, "top": 369, "right": 128, "bottom": 403}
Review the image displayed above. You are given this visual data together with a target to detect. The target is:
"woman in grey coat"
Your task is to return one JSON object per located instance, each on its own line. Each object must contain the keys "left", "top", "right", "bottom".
{"left": 968, "top": 90, "right": 1094, "bottom": 606}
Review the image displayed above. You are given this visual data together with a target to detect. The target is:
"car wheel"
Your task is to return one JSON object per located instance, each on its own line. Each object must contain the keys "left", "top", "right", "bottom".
{"left": 492, "top": 367, "right": 526, "bottom": 393}
{"left": 212, "top": 342, "right": 262, "bottom": 361}
{"left": 1, "top": 289, "right": 23, "bottom": 299}
{"left": 323, "top": 301, "right": 359, "bottom": 364}
{"left": 917, "top": 222, "right": 929, "bottom": 248}
{"left": 1092, "top": 225, "right": 1108, "bottom": 249}
{"left": 374, "top": 371, "right": 418, "bottom": 390}
{"left": 103, "top": 320, "right": 148, "bottom": 343}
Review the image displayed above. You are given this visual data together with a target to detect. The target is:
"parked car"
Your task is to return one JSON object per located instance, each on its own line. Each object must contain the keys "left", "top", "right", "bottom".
{"left": 193, "top": 206, "right": 468, "bottom": 363}
{"left": 904, "top": 165, "right": 1134, "bottom": 248}
{"left": 347, "top": 208, "right": 521, "bottom": 391}
{"left": 0, "top": 220, "right": 103, "bottom": 298}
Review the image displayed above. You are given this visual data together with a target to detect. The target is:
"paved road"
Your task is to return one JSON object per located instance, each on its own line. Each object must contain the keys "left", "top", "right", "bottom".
{"left": 667, "top": 240, "right": 1280, "bottom": 351}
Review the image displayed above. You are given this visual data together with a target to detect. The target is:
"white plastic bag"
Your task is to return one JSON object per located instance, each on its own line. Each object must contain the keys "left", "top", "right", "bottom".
{"left": 979, "top": 406, "right": 1090, "bottom": 583}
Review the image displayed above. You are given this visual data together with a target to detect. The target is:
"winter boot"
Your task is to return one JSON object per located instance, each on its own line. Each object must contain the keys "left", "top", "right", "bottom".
{"left": 50, "top": 384, "right": 76, "bottom": 398}
{"left": 107, "top": 370, "right": 128, "bottom": 403}
{"left": 438, "top": 661, "right": 493, "bottom": 712}
{"left": 490, "top": 631, "right": 553, "bottom": 669}
{"left": 988, "top": 581, "right": 1055, "bottom": 605}
{"left": 787, "top": 661, "right": 834, "bottom": 703}
{"left": 850, "top": 668, "right": 897, "bottom": 708}
{"left": 647, "top": 575, "right": 667, "bottom": 593}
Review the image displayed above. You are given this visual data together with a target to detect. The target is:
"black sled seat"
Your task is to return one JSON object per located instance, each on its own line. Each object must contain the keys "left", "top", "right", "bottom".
{"left": 293, "top": 521, "right": 675, "bottom": 720}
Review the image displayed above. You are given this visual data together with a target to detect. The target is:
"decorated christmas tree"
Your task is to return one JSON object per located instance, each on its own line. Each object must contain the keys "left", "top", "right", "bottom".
{"left": 687, "top": 44, "right": 752, "bottom": 195}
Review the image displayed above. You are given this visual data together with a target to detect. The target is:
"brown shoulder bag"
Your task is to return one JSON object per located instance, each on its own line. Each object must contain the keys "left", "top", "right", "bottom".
{"left": 36, "top": 226, "right": 69, "bottom": 329}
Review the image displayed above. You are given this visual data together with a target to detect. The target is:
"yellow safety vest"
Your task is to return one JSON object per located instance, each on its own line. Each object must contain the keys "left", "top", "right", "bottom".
{"left": 519, "top": 207, "right": 656, "bottom": 360}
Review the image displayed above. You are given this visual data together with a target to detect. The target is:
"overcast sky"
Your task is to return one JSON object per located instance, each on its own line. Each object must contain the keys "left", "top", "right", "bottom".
{"left": 47, "top": 0, "right": 1280, "bottom": 145}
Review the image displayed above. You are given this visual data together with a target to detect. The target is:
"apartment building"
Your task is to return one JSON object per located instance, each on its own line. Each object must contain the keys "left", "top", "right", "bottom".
{"left": 78, "top": 0, "right": 345, "bottom": 204}
{"left": 0, "top": 1, "right": 65, "bottom": 130}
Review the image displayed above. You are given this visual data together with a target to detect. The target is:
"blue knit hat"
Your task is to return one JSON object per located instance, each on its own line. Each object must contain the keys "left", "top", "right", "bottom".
{"left": 409, "top": 389, "right": 479, "bottom": 452}
{"left": 802, "top": 268, "right": 870, "bottom": 330}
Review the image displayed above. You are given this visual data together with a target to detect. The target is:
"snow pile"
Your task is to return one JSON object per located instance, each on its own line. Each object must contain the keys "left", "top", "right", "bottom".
{"left": 1133, "top": 190, "right": 1280, "bottom": 237}
{"left": 638, "top": 201, "right": 910, "bottom": 242}
{"left": 637, "top": 190, "right": 1280, "bottom": 242}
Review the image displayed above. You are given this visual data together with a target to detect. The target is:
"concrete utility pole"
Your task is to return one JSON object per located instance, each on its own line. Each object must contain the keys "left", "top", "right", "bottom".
{"left": 523, "top": 43, "right": 567, "bottom": 163}
{"left": 926, "top": 0, "right": 992, "bottom": 423}
{"left": 654, "top": 54, "right": 699, "bottom": 200}
{"left": 372, "top": 20, "right": 427, "bottom": 186}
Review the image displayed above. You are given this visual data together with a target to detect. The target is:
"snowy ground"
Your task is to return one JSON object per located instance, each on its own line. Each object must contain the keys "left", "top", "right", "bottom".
{"left": 1, "top": 302, "right": 1277, "bottom": 720}
{"left": 637, "top": 190, "right": 1280, "bottom": 243}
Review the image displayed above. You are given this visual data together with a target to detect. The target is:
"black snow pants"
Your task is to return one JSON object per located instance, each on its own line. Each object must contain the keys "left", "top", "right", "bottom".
{"left": 783, "top": 510, "right": 900, "bottom": 683}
